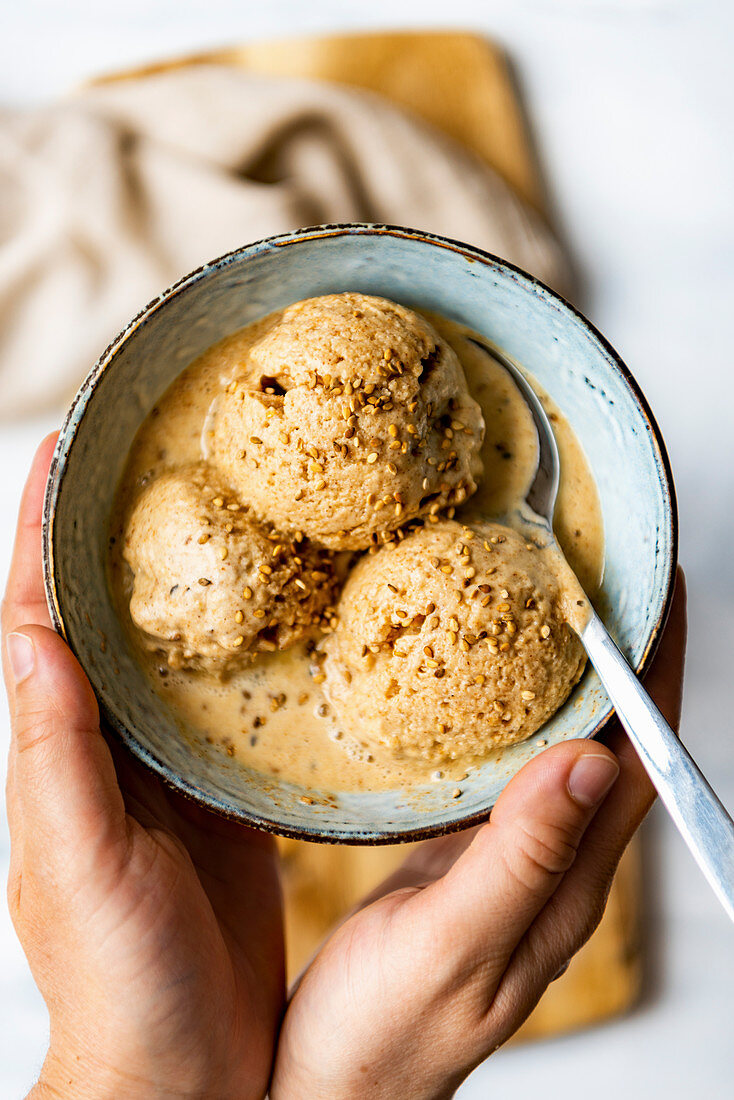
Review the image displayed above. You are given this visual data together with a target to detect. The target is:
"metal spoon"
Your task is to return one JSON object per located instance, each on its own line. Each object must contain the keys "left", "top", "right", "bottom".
{"left": 468, "top": 334, "right": 734, "bottom": 923}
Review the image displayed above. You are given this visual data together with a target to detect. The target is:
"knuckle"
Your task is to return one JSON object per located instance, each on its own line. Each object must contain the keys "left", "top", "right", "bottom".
{"left": 509, "top": 821, "right": 581, "bottom": 890}
{"left": 14, "top": 710, "right": 60, "bottom": 755}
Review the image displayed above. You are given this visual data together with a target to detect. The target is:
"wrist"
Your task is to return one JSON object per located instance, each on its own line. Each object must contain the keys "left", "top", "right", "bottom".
{"left": 32, "top": 1048, "right": 196, "bottom": 1100}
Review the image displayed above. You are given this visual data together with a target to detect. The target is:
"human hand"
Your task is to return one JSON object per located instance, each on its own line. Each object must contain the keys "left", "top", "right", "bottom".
{"left": 3, "top": 436, "right": 285, "bottom": 1100}
{"left": 271, "top": 573, "right": 686, "bottom": 1100}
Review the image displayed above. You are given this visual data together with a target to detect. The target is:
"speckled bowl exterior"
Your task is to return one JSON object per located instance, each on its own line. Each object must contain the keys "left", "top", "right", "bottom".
{"left": 43, "top": 224, "right": 677, "bottom": 844}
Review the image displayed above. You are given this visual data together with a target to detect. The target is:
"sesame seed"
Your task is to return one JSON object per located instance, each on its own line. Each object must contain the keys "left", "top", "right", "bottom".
{"left": 234, "top": 610, "right": 244, "bottom": 624}
{"left": 452, "top": 788, "right": 462, "bottom": 799}
{"left": 314, "top": 479, "right": 326, "bottom": 490}
{"left": 212, "top": 497, "right": 224, "bottom": 508}
{"left": 198, "top": 577, "right": 212, "bottom": 586}
{"left": 540, "top": 625, "right": 551, "bottom": 639}
{"left": 312, "top": 672, "right": 326, "bottom": 684}
{"left": 218, "top": 546, "right": 228, "bottom": 560}
{"left": 242, "top": 586, "right": 253, "bottom": 599}
{"left": 475, "top": 674, "right": 486, "bottom": 686}
{"left": 366, "top": 452, "right": 379, "bottom": 464}
{"left": 521, "top": 690, "right": 536, "bottom": 701}
{"left": 253, "top": 609, "right": 266, "bottom": 619}
{"left": 249, "top": 436, "right": 263, "bottom": 445}
{"left": 388, "top": 424, "right": 398, "bottom": 437}
{"left": 198, "top": 533, "right": 209, "bottom": 544}
{"left": 233, "top": 635, "right": 245, "bottom": 647}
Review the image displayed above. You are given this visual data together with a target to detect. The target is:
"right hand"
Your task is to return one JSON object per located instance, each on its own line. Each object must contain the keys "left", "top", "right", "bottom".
{"left": 271, "top": 573, "right": 686, "bottom": 1100}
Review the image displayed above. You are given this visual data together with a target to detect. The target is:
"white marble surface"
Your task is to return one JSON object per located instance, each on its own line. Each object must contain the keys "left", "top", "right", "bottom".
{"left": 2, "top": 1, "right": 733, "bottom": 1096}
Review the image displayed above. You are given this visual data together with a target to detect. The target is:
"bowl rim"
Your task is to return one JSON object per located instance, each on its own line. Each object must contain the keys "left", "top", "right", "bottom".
{"left": 43, "top": 222, "right": 679, "bottom": 844}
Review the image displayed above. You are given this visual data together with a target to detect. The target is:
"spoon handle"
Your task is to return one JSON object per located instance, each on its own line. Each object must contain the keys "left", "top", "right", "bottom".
{"left": 581, "top": 609, "right": 734, "bottom": 923}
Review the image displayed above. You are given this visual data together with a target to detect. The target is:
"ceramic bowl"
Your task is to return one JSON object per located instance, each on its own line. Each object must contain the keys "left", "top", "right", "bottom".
{"left": 43, "top": 224, "right": 677, "bottom": 843}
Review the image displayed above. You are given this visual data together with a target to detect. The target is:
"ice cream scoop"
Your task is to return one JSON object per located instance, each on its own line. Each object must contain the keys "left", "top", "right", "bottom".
{"left": 123, "top": 465, "right": 338, "bottom": 671}
{"left": 211, "top": 293, "right": 484, "bottom": 549}
{"left": 322, "top": 519, "right": 586, "bottom": 763}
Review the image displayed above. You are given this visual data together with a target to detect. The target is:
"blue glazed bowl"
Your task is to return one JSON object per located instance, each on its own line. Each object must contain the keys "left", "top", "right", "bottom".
{"left": 43, "top": 224, "right": 677, "bottom": 843}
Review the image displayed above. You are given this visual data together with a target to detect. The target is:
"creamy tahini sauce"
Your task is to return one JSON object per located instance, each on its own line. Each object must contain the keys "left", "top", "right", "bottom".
{"left": 109, "top": 313, "right": 603, "bottom": 792}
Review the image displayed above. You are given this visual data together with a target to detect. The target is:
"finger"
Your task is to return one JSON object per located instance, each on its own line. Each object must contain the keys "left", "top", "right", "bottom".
{"left": 519, "top": 569, "right": 687, "bottom": 953}
{"left": 6, "top": 625, "right": 126, "bottom": 864}
{"left": 483, "top": 571, "right": 688, "bottom": 1037}
{"left": 1, "top": 433, "right": 58, "bottom": 642}
{"left": 413, "top": 740, "right": 618, "bottom": 980}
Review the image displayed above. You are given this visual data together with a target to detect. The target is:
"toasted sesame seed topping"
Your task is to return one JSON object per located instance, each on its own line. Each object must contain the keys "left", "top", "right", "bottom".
{"left": 540, "top": 625, "right": 551, "bottom": 639}
{"left": 521, "top": 690, "right": 536, "bottom": 701}
{"left": 366, "top": 451, "right": 379, "bottom": 464}
{"left": 233, "top": 635, "right": 245, "bottom": 647}
{"left": 234, "top": 610, "right": 244, "bottom": 624}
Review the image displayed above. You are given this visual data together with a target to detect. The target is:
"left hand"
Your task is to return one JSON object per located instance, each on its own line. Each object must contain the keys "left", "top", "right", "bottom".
{"left": 3, "top": 435, "right": 285, "bottom": 1100}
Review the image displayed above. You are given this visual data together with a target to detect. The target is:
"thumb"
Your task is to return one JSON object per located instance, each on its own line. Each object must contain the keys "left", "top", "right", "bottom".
{"left": 6, "top": 625, "right": 126, "bottom": 857}
{"left": 424, "top": 741, "right": 620, "bottom": 969}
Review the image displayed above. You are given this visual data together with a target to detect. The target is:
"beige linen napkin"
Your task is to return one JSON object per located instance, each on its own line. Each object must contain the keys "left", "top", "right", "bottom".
{"left": 0, "top": 64, "right": 567, "bottom": 419}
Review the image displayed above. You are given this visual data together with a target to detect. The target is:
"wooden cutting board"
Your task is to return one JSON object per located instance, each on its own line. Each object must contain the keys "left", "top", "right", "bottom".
{"left": 97, "top": 30, "right": 642, "bottom": 1041}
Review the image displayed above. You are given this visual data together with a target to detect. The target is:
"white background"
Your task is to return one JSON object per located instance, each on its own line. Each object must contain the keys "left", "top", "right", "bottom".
{"left": 2, "top": 1, "right": 734, "bottom": 1096}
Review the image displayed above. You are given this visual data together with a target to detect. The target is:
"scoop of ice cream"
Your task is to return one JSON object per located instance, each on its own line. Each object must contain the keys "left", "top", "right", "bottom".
{"left": 321, "top": 520, "right": 586, "bottom": 762}
{"left": 123, "top": 465, "right": 338, "bottom": 671}
{"left": 211, "top": 293, "right": 484, "bottom": 550}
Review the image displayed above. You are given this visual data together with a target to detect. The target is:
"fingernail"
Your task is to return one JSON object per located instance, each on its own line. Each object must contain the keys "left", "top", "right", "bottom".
{"left": 568, "top": 753, "right": 619, "bottom": 808}
{"left": 6, "top": 632, "right": 35, "bottom": 685}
